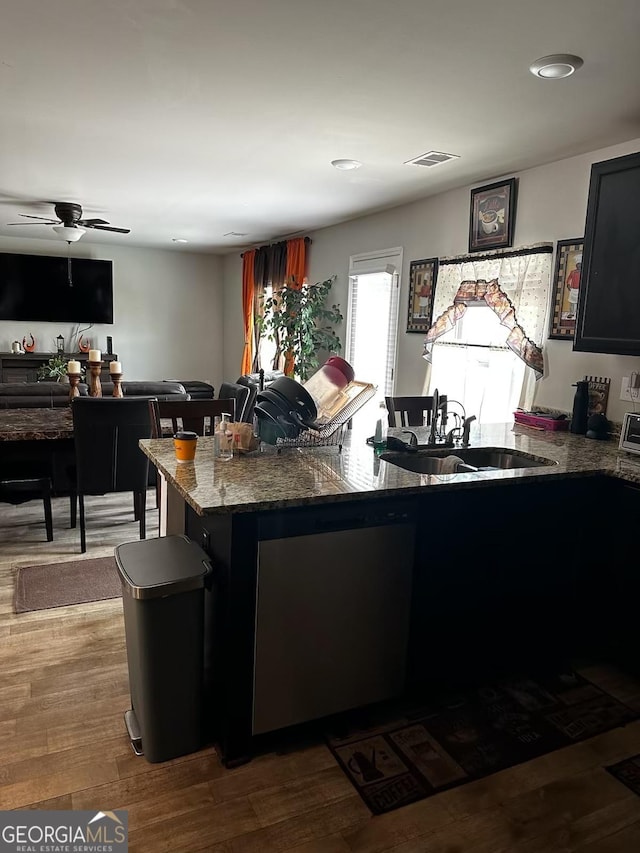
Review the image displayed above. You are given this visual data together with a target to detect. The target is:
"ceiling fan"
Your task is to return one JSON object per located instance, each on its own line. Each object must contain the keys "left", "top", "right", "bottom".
{"left": 7, "top": 202, "right": 130, "bottom": 241}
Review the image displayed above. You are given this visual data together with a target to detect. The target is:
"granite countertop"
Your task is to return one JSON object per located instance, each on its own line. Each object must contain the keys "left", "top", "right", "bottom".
{"left": 0, "top": 407, "right": 73, "bottom": 441}
{"left": 140, "top": 421, "right": 640, "bottom": 516}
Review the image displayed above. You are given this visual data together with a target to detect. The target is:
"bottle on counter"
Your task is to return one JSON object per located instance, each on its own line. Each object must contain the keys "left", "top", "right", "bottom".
{"left": 570, "top": 380, "right": 590, "bottom": 435}
{"left": 373, "top": 400, "right": 389, "bottom": 456}
{"left": 214, "top": 413, "right": 233, "bottom": 460}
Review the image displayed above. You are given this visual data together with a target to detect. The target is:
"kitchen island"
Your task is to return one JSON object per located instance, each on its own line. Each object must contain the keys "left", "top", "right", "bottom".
{"left": 140, "top": 423, "right": 640, "bottom": 764}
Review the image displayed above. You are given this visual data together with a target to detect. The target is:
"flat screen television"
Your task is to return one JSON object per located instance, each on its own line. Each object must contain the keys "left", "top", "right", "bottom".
{"left": 0, "top": 252, "right": 114, "bottom": 324}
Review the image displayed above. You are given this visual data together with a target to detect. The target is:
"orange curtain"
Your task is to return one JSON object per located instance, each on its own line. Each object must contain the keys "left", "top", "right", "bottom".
{"left": 283, "top": 238, "right": 308, "bottom": 375}
{"left": 285, "top": 237, "right": 307, "bottom": 289}
{"left": 240, "top": 249, "right": 256, "bottom": 376}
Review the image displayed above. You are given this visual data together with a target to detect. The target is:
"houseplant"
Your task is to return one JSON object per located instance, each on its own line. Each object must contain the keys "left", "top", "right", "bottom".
{"left": 258, "top": 275, "right": 343, "bottom": 381}
{"left": 37, "top": 354, "right": 71, "bottom": 383}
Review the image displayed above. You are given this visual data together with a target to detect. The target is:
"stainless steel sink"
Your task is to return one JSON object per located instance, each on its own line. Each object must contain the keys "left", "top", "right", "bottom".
{"left": 380, "top": 446, "right": 557, "bottom": 475}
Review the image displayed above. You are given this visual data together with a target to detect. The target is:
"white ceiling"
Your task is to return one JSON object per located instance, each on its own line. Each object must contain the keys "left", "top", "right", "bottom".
{"left": 1, "top": 0, "right": 639, "bottom": 253}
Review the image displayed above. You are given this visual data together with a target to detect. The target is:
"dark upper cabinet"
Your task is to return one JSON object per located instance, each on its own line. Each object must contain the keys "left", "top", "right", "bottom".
{"left": 574, "top": 150, "right": 640, "bottom": 355}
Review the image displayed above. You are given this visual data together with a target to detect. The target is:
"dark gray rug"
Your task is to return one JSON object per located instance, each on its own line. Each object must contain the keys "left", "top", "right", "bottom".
{"left": 14, "top": 556, "right": 122, "bottom": 613}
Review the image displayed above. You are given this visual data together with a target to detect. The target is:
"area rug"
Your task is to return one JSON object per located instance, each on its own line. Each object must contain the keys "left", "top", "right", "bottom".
{"left": 14, "top": 556, "right": 122, "bottom": 613}
{"left": 327, "top": 672, "right": 638, "bottom": 815}
{"left": 606, "top": 754, "right": 640, "bottom": 796}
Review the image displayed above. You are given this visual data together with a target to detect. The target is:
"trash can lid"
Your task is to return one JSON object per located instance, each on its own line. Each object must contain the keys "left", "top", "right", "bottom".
{"left": 115, "top": 535, "right": 211, "bottom": 599}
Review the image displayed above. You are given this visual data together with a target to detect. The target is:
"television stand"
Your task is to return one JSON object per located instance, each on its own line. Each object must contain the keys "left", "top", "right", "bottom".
{"left": 0, "top": 352, "right": 118, "bottom": 383}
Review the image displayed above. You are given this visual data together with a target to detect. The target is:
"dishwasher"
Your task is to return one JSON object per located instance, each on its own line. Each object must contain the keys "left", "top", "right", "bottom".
{"left": 252, "top": 500, "right": 415, "bottom": 736}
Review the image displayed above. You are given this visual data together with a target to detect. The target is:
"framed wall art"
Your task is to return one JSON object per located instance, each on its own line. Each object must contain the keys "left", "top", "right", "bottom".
{"left": 468, "top": 177, "right": 517, "bottom": 252}
{"left": 549, "top": 238, "right": 584, "bottom": 339}
{"left": 407, "top": 257, "right": 438, "bottom": 333}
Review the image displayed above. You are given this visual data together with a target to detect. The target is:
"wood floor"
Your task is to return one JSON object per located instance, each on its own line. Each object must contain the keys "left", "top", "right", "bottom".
{"left": 1, "top": 493, "right": 640, "bottom": 852}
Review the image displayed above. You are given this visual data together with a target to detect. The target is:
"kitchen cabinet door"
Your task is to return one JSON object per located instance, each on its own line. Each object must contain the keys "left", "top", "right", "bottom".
{"left": 409, "top": 478, "right": 602, "bottom": 688}
{"left": 574, "top": 150, "right": 640, "bottom": 355}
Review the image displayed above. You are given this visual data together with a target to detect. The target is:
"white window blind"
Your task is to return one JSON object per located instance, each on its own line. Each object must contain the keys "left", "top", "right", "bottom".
{"left": 346, "top": 248, "right": 402, "bottom": 403}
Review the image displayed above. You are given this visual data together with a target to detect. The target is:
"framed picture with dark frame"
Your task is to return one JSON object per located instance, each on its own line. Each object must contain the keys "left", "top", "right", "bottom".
{"left": 468, "top": 178, "right": 517, "bottom": 252}
{"left": 407, "top": 257, "right": 438, "bottom": 333}
{"left": 549, "top": 238, "right": 584, "bottom": 339}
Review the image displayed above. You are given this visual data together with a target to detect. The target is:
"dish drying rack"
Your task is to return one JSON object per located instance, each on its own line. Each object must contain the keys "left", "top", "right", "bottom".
{"left": 276, "top": 381, "right": 377, "bottom": 451}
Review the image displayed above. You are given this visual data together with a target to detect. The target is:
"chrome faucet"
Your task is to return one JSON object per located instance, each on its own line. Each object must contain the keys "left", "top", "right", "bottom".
{"left": 429, "top": 388, "right": 440, "bottom": 445}
{"left": 461, "top": 415, "right": 476, "bottom": 447}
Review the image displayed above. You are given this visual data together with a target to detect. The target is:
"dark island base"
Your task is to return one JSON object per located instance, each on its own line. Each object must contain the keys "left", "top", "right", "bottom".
{"left": 182, "top": 474, "right": 640, "bottom": 767}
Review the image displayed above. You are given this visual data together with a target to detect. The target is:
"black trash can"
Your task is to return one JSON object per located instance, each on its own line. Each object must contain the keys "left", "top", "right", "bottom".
{"left": 115, "top": 535, "right": 212, "bottom": 763}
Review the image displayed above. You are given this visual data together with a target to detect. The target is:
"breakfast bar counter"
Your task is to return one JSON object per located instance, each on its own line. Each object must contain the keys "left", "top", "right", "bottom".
{"left": 139, "top": 423, "right": 640, "bottom": 767}
{"left": 139, "top": 421, "right": 640, "bottom": 518}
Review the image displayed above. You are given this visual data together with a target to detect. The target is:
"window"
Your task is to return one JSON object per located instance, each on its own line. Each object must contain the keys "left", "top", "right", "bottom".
{"left": 425, "top": 246, "right": 552, "bottom": 422}
{"left": 257, "top": 284, "right": 277, "bottom": 371}
{"left": 347, "top": 248, "right": 402, "bottom": 432}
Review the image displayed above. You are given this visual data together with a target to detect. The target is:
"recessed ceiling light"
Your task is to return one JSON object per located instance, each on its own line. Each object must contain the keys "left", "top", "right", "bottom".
{"left": 172, "top": 238, "right": 188, "bottom": 243}
{"left": 331, "top": 159, "right": 362, "bottom": 171}
{"left": 529, "top": 54, "right": 583, "bottom": 79}
{"left": 224, "top": 231, "right": 249, "bottom": 238}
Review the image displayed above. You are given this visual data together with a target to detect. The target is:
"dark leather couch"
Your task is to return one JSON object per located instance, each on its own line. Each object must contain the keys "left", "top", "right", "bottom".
{"left": 0, "top": 382, "right": 88, "bottom": 408}
{"left": 101, "top": 381, "right": 189, "bottom": 401}
{"left": 0, "top": 380, "right": 189, "bottom": 408}
{"left": 166, "top": 380, "right": 215, "bottom": 399}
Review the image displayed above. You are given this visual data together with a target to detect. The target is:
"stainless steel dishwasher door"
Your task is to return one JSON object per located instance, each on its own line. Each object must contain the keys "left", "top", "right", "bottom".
{"left": 253, "top": 523, "right": 415, "bottom": 735}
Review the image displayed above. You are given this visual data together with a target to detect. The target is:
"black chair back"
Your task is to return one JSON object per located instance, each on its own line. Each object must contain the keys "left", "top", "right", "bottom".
{"left": 149, "top": 398, "right": 236, "bottom": 438}
{"left": 218, "top": 382, "right": 251, "bottom": 422}
{"left": 385, "top": 395, "right": 448, "bottom": 428}
{"left": 71, "top": 397, "right": 152, "bottom": 495}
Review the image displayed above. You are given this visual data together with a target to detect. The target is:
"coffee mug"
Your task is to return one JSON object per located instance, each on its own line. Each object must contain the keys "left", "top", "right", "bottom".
{"left": 174, "top": 430, "right": 198, "bottom": 463}
{"left": 480, "top": 210, "right": 499, "bottom": 234}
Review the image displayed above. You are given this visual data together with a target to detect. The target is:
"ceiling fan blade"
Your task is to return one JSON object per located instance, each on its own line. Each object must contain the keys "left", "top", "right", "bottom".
{"left": 78, "top": 218, "right": 109, "bottom": 226}
{"left": 6, "top": 221, "right": 57, "bottom": 225}
{"left": 19, "top": 214, "right": 59, "bottom": 222}
{"left": 86, "top": 224, "right": 131, "bottom": 233}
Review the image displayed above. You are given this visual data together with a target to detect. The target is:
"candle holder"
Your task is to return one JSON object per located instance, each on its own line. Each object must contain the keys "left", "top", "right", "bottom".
{"left": 110, "top": 372, "right": 124, "bottom": 398}
{"left": 88, "top": 361, "right": 103, "bottom": 398}
{"left": 67, "top": 373, "right": 82, "bottom": 402}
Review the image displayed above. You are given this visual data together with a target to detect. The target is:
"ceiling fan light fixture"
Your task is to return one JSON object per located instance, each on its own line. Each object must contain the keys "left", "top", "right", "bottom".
{"left": 529, "top": 54, "right": 583, "bottom": 79}
{"left": 53, "top": 225, "right": 85, "bottom": 242}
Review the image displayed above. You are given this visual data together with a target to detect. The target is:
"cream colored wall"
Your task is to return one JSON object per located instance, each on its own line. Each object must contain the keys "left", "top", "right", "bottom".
{"left": 225, "top": 138, "right": 640, "bottom": 422}
{"left": 0, "top": 236, "right": 224, "bottom": 391}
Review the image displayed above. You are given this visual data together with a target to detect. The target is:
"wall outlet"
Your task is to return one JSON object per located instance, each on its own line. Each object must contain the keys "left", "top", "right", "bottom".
{"left": 620, "top": 376, "right": 640, "bottom": 401}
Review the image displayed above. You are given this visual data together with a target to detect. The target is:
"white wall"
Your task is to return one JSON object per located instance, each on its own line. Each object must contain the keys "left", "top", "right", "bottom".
{"left": 223, "top": 137, "right": 640, "bottom": 422}
{"left": 0, "top": 236, "right": 224, "bottom": 391}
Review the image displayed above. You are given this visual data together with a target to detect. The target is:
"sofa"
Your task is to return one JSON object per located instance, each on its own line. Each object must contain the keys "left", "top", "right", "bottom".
{"left": 0, "top": 381, "right": 189, "bottom": 408}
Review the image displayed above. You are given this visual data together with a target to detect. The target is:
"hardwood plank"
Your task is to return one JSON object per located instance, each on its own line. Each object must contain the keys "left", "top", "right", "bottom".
{"left": 574, "top": 820, "right": 640, "bottom": 852}
{"left": 127, "top": 795, "right": 260, "bottom": 853}
{"left": 248, "top": 767, "right": 356, "bottom": 827}
{"left": 284, "top": 836, "right": 352, "bottom": 853}
{"left": 506, "top": 797, "right": 640, "bottom": 852}
{"left": 204, "top": 796, "right": 370, "bottom": 853}
{"left": 71, "top": 752, "right": 225, "bottom": 811}
{"left": 208, "top": 746, "right": 337, "bottom": 805}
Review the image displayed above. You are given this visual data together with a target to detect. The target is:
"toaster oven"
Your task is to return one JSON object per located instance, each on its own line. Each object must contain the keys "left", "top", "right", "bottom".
{"left": 619, "top": 412, "right": 640, "bottom": 455}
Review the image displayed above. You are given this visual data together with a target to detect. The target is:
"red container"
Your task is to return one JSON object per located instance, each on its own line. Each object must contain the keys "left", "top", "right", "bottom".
{"left": 513, "top": 411, "right": 569, "bottom": 431}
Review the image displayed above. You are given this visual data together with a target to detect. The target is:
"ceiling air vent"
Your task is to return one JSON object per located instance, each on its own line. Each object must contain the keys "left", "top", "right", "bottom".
{"left": 404, "top": 151, "right": 460, "bottom": 168}
{"left": 224, "top": 231, "right": 249, "bottom": 238}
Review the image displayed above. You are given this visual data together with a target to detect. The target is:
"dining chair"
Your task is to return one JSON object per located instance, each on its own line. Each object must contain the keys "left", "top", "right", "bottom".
{"left": 385, "top": 395, "right": 448, "bottom": 428}
{"left": 148, "top": 398, "right": 236, "bottom": 438}
{"left": 218, "top": 382, "right": 251, "bottom": 422}
{"left": 0, "top": 475, "right": 53, "bottom": 542}
{"left": 71, "top": 397, "right": 153, "bottom": 553}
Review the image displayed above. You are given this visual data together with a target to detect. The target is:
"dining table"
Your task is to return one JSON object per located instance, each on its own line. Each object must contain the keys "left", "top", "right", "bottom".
{"left": 0, "top": 408, "right": 75, "bottom": 493}
{"left": 0, "top": 407, "right": 73, "bottom": 441}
